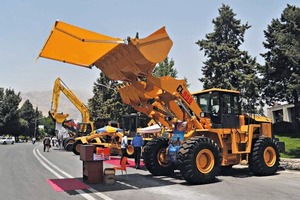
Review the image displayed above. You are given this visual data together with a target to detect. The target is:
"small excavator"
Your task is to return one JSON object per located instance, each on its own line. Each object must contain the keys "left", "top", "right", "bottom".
{"left": 49, "top": 77, "right": 95, "bottom": 150}
{"left": 49, "top": 77, "right": 123, "bottom": 155}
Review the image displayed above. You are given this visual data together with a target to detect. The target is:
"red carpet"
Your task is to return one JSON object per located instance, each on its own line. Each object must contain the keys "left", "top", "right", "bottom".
{"left": 104, "top": 157, "right": 144, "bottom": 168}
{"left": 48, "top": 178, "right": 90, "bottom": 192}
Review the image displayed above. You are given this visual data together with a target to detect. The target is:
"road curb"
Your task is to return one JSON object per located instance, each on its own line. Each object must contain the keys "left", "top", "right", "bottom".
{"left": 280, "top": 158, "right": 300, "bottom": 171}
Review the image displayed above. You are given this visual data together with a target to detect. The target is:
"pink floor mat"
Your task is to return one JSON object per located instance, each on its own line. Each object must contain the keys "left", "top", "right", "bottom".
{"left": 104, "top": 157, "right": 144, "bottom": 168}
{"left": 48, "top": 178, "right": 90, "bottom": 192}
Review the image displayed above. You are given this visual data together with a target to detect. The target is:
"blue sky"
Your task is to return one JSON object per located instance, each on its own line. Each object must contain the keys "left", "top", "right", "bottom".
{"left": 1, "top": 0, "right": 299, "bottom": 95}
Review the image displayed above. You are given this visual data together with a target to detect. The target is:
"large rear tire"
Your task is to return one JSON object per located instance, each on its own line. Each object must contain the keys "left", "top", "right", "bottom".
{"left": 249, "top": 137, "right": 280, "bottom": 176}
{"left": 143, "top": 137, "right": 175, "bottom": 176}
{"left": 72, "top": 140, "right": 83, "bottom": 155}
{"left": 178, "top": 136, "right": 221, "bottom": 184}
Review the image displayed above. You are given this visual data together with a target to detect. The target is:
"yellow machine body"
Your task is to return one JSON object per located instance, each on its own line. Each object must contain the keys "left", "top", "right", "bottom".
{"left": 39, "top": 21, "right": 282, "bottom": 184}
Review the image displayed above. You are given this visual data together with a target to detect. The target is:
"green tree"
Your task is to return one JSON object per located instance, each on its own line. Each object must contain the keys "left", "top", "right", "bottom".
{"left": 38, "top": 116, "right": 55, "bottom": 138}
{"left": 0, "top": 87, "right": 4, "bottom": 128}
{"left": 88, "top": 72, "right": 131, "bottom": 123}
{"left": 259, "top": 4, "right": 300, "bottom": 127}
{"left": 153, "top": 57, "right": 178, "bottom": 78}
{"left": 196, "top": 4, "right": 261, "bottom": 112}
{"left": 152, "top": 57, "right": 189, "bottom": 87}
{"left": 19, "top": 99, "right": 36, "bottom": 137}
{"left": 0, "top": 88, "right": 22, "bottom": 136}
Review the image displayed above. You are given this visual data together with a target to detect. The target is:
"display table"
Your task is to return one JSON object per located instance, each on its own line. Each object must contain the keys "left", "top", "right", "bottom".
{"left": 80, "top": 145, "right": 104, "bottom": 184}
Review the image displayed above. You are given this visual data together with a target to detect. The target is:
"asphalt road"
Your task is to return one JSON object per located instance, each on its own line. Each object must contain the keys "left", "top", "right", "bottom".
{"left": 1, "top": 142, "right": 300, "bottom": 200}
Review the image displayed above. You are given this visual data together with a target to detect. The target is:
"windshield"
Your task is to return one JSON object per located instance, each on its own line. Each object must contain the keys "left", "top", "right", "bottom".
{"left": 194, "top": 93, "right": 210, "bottom": 112}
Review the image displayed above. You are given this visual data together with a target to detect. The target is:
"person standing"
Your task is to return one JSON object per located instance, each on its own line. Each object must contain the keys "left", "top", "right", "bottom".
{"left": 131, "top": 132, "right": 144, "bottom": 169}
{"left": 32, "top": 137, "right": 36, "bottom": 144}
{"left": 120, "top": 132, "right": 128, "bottom": 164}
{"left": 43, "top": 135, "right": 51, "bottom": 152}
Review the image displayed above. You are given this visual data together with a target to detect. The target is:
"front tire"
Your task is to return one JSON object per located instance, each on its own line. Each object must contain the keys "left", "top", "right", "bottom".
{"left": 143, "top": 137, "right": 175, "bottom": 176}
{"left": 178, "top": 136, "right": 221, "bottom": 184}
{"left": 72, "top": 140, "right": 83, "bottom": 155}
{"left": 249, "top": 137, "right": 280, "bottom": 176}
{"left": 63, "top": 138, "right": 75, "bottom": 151}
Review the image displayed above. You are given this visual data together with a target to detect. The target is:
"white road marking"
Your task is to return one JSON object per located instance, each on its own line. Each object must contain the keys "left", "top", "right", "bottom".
{"left": 116, "top": 181, "right": 139, "bottom": 189}
{"left": 33, "top": 145, "right": 114, "bottom": 200}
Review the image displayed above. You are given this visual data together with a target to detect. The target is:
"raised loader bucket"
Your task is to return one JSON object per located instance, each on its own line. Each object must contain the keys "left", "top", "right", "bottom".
{"left": 38, "top": 21, "right": 173, "bottom": 82}
{"left": 38, "top": 21, "right": 123, "bottom": 68}
{"left": 93, "top": 26, "right": 173, "bottom": 82}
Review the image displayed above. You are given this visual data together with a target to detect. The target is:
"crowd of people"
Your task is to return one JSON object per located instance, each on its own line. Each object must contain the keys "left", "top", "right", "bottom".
{"left": 33, "top": 131, "right": 146, "bottom": 169}
{"left": 32, "top": 135, "right": 62, "bottom": 152}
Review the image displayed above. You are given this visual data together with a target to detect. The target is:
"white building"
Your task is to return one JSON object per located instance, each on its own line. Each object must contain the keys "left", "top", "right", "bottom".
{"left": 267, "top": 104, "right": 295, "bottom": 123}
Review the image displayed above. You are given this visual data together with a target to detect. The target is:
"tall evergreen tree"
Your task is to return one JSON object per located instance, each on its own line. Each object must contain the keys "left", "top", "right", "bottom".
{"left": 196, "top": 4, "right": 261, "bottom": 112}
{"left": 0, "top": 87, "right": 4, "bottom": 128}
{"left": 153, "top": 57, "right": 178, "bottom": 78}
{"left": 259, "top": 4, "right": 300, "bottom": 127}
{"left": 152, "top": 57, "right": 189, "bottom": 87}
{"left": 19, "top": 99, "right": 36, "bottom": 138}
{"left": 88, "top": 72, "right": 131, "bottom": 123}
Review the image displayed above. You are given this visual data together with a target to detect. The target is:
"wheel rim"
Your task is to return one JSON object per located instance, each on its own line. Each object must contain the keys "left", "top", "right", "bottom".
{"left": 67, "top": 140, "right": 75, "bottom": 145}
{"left": 196, "top": 149, "right": 215, "bottom": 174}
{"left": 264, "top": 146, "right": 276, "bottom": 167}
{"left": 75, "top": 143, "right": 82, "bottom": 153}
{"left": 157, "top": 148, "right": 171, "bottom": 167}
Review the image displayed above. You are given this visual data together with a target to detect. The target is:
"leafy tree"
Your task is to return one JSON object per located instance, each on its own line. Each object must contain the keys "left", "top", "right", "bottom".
{"left": 19, "top": 99, "right": 36, "bottom": 137}
{"left": 196, "top": 4, "right": 261, "bottom": 112}
{"left": 259, "top": 4, "right": 300, "bottom": 127}
{"left": 0, "top": 88, "right": 22, "bottom": 136}
{"left": 88, "top": 72, "right": 131, "bottom": 124}
{"left": 38, "top": 116, "right": 55, "bottom": 139}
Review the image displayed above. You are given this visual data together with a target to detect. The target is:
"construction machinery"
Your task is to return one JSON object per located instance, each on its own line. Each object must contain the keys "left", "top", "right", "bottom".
{"left": 121, "top": 113, "right": 156, "bottom": 156}
{"left": 38, "top": 21, "right": 284, "bottom": 184}
{"left": 50, "top": 77, "right": 125, "bottom": 155}
{"left": 49, "top": 77, "right": 94, "bottom": 150}
{"left": 72, "top": 120, "right": 124, "bottom": 155}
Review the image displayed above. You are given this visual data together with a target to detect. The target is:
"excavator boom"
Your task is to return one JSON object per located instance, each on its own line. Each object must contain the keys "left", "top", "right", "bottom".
{"left": 50, "top": 77, "right": 91, "bottom": 124}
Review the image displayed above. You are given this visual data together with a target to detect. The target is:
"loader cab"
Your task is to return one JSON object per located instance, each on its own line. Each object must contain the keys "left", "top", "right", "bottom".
{"left": 77, "top": 122, "right": 93, "bottom": 136}
{"left": 121, "top": 113, "right": 149, "bottom": 137}
{"left": 193, "top": 88, "right": 241, "bottom": 128}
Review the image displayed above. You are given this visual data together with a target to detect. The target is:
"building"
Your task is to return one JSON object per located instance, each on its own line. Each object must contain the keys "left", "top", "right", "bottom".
{"left": 267, "top": 104, "right": 295, "bottom": 123}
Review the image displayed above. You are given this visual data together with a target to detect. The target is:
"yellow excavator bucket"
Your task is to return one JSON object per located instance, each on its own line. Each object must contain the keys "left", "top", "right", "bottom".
{"left": 38, "top": 21, "right": 173, "bottom": 82}
{"left": 38, "top": 21, "right": 123, "bottom": 68}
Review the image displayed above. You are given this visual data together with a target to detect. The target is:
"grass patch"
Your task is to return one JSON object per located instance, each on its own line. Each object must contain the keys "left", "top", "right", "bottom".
{"left": 276, "top": 136, "right": 300, "bottom": 158}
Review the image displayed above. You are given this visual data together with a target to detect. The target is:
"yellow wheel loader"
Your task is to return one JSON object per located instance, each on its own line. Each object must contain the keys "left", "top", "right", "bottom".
{"left": 38, "top": 21, "right": 285, "bottom": 184}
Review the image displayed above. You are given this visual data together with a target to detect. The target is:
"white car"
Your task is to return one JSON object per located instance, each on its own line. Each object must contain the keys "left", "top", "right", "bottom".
{"left": 0, "top": 136, "right": 15, "bottom": 145}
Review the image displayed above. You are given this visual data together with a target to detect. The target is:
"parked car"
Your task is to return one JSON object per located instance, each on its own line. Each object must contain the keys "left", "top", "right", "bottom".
{"left": 0, "top": 136, "right": 15, "bottom": 145}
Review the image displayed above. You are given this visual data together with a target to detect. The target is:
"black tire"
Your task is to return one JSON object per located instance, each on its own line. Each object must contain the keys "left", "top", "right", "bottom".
{"left": 72, "top": 140, "right": 83, "bottom": 155}
{"left": 177, "top": 136, "right": 221, "bottom": 184}
{"left": 249, "top": 137, "right": 280, "bottom": 176}
{"left": 65, "top": 143, "right": 73, "bottom": 151}
{"left": 63, "top": 138, "right": 75, "bottom": 151}
{"left": 143, "top": 137, "right": 175, "bottom": 176}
